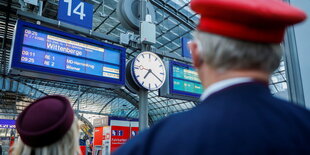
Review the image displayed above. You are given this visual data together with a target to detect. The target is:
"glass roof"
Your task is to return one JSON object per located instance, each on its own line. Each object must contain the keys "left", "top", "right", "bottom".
{"left": 0, "top": 0, "right": 289, "bottom": 125}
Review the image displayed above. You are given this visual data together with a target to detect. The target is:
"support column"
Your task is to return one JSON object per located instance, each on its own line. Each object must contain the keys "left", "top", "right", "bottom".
{"left": 138, "top": 0, "right": 149, "bottom": 131}
{"left": 138, "top": 89, "right": 148, "bottom": 130}
{"left": 283, "top": 27, "right": 305, "bottom": 106}
{"left": 283, "top": 0, "right": 309, "bottom": 107}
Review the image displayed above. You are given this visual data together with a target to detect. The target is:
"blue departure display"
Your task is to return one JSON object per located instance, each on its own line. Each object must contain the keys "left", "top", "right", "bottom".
{"left": 10, "top": 20, "right": 125, "bottom": 87}
{"left": 170, "top": 61, "right": 203, "bottom": 97}
{"left": 21, "top": 28, "right": 120, "bottom": 79}
{"left": 159, "top": 60, "right": 203, "bottom": 101}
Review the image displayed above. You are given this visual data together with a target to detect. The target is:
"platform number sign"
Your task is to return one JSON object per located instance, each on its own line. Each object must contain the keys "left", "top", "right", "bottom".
{"left": 58, "top": 0, "right": 93, "bottom": 29}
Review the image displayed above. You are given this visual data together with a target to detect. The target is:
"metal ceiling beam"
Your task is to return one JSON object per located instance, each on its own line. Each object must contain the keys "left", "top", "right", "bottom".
{"left": 17, "top": 10, "right": 119, "bottom": 43}
{"left": 94, "top": 9, "right": 116, "bottom": 31}
{"left": 178, "top": 3, "right": 189, "bottom": 11}
{"left": 1, "top": 77, "right": 48, "bottom": 97}
{"left": 113, "top": 89, "right": 139, "bottom": 108}
{"left": 72, "top": 87, "right": 92, "bottom": 107}
{"left": 125, "top": 107, "right": 137, "bottom": 117}
{"left": 18, "top": 78, "right": 115, "bottom": 98}
{"left": 113, "top": 89, "right": 154, "bottom": 125}
{"left": 158, "top": 30, "right": 190, "bottom": 49}
{"left": 107, "top": 23, "right": 121, "bottom": 35}
{"left": 156, "top": 14, "right": 170, "bottom": 26}
{"left": 150, "top": 0, "right": 196, "bottom": 30}
{"left": 157, "top": 23, "right": 179, "bottom": 39}
{"left": 94, "top": 1, "right": 104, "bottom": 13}
{"left": 98, "top": 97, "right": 117, "bottom": 114}
{"left": 156, "top": 25, "right": 192, "bottom": 53}
{"left": 75, "top": 109, "right": 139, "bottom": 124}
{"left": 76, "top": 110, "right": 116, "bottom": 116}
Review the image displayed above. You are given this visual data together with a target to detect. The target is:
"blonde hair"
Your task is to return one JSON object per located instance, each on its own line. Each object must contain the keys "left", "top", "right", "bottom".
{"left": 12, "top": 118, "right": 80, "bottom": 155}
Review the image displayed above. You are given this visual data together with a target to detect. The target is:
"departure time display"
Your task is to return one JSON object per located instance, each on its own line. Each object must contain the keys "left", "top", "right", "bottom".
{"left": 21, "top": 28, "right": 120, "bottom": 79}
{"left": 172, "top": 62, "right": 203, "bottom": 95}
{"left": 159, "top": 60, "right": 203, "bottom": 101}
{"left": 10, "top": 20, "right": 125, "bottom": 87}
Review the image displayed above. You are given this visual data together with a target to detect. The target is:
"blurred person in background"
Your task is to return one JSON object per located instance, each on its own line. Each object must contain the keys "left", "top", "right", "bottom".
{"left": 11, "top": 95, "right": 80, "bottom": 155}
{"left": 86, "top": 137, "right": 92, "bottom": 155}
{"left": 114, "top": 0, "right": 310, "bottom": 154}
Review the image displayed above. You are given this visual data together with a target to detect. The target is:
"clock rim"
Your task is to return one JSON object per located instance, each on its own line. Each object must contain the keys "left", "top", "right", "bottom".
{"left": 131, "top": 51, "right": 166, "bottom": 91}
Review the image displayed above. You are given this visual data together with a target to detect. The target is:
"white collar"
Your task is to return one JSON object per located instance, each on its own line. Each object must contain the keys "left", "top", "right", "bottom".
{"left": 200, "top": 77, "right": 253, "bottom": 101}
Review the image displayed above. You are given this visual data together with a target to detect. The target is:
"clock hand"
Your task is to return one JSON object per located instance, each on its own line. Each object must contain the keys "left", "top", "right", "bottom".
{"left": 150, "top": 70, "right": 162, "bottom": 82}
{"left": 144, "top": 69, "right": 151, "bottom": 79}
{"left": 135, "top": 65, "right": 148, "bottom": 70}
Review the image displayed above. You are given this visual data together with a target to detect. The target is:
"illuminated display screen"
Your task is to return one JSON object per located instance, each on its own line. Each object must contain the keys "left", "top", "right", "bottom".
{"left": 159, "top": 60, "right": 203, "bottom": 101}
{"left": 10, "top": 20, "right": 125, "bottom": 87}
{"left": 171, "top": 61, "right": 203, "bottom": 96}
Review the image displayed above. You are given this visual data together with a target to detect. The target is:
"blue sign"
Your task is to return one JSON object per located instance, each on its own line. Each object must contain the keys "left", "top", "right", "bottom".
{"left": 181, "top": 38, "right": 192, "bottom": 59}
{"left": 112, "top": 130, "right": 117, "bottom": 136}
{"left": 118, "top": 130, "right": 123, "bottom": 136}
{"left": 0, "top": 119, "right": 16, "bottom": 129}
{"left": 170, "top": 61, "right": 203, "bottom": 97}
{"left": 131, "top": 131, "right": 136, "bottom": 136}
{"left": 58, "top": 0, "right": 93, "bottom": 29}
{"left": 10, "top": 20, "right": 126, "bottom": 87}
{"left": 112, "top": 130, "right": 124, "bottom": 136}
{"left": 160, "top": 60, "right": 203, "bottom": 101}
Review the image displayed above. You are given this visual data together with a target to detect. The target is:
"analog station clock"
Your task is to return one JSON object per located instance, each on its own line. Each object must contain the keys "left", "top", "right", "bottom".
{"left": 131, "top": 51, "right": 166, "bottom": 91}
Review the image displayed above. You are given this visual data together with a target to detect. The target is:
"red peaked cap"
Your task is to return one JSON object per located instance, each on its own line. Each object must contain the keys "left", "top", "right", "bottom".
{"left": 16, "top": 95, "right": 74, "bottom": 148}
{"left": 190, "top": 0, "right": 307, "bottom": 43}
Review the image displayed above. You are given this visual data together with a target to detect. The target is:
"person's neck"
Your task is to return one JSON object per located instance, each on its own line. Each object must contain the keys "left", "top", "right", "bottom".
{"left": 203, "top": 70, "right": 269, "bottom": 88}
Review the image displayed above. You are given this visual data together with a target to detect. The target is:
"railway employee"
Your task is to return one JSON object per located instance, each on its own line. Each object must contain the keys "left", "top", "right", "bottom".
{"left": 115, "top": 0, "right": 310, "bottom": 154}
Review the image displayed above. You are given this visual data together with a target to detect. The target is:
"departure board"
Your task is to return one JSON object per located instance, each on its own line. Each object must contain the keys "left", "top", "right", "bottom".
{"left": 160, "top": 60, "right": 203, "bottom": 101}
{"left": 172, "top": 64, "right": 203, "bottom": 95}
{"left": 10, "top": 20, "right": 126, "bottom": 87}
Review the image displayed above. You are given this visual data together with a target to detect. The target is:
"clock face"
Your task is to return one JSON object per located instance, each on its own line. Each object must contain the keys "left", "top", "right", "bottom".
{"left": 132, "top": 52, "right": 166, "bottom": 90}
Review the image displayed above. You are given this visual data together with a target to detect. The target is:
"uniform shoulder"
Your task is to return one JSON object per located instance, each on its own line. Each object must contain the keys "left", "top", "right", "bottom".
{"left": 113, "top": 109, "right": 208, "bottom": 155}
{"left": 272, "top": 96, "right": 310, "bottom": 117}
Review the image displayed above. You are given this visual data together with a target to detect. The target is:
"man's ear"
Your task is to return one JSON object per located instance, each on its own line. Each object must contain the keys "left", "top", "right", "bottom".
{"left": 188, "top": 41, "right": 203, "bottom": 68}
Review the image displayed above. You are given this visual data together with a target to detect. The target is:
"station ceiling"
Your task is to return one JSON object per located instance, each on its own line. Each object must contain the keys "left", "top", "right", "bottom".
{"left": 0, "top": 0, "right": 288, "bottom": 126}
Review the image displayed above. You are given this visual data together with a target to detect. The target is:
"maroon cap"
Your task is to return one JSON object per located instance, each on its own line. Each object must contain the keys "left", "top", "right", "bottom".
{"left": 190, "top": 0, "right": 307, "bottom": 43}
{"left": 16, "top": 95, "right": 74, "bottom": 147}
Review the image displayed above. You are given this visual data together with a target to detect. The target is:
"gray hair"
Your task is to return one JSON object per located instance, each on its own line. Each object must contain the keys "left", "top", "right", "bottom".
{"left": 193, "top": 31, "right": 282, "bottom": 74}
{"left": 12, "top": 117, "right": 80, "bottom": 155}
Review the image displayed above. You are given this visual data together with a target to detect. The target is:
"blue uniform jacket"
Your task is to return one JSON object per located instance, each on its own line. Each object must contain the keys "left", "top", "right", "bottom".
{"left": 114, "top": 82, "right": 310, "bottom": 155}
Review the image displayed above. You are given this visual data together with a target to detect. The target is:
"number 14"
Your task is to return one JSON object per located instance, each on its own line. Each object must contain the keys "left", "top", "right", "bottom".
{"left": 64, "top": 0, "right": 86, "bottom": 20}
